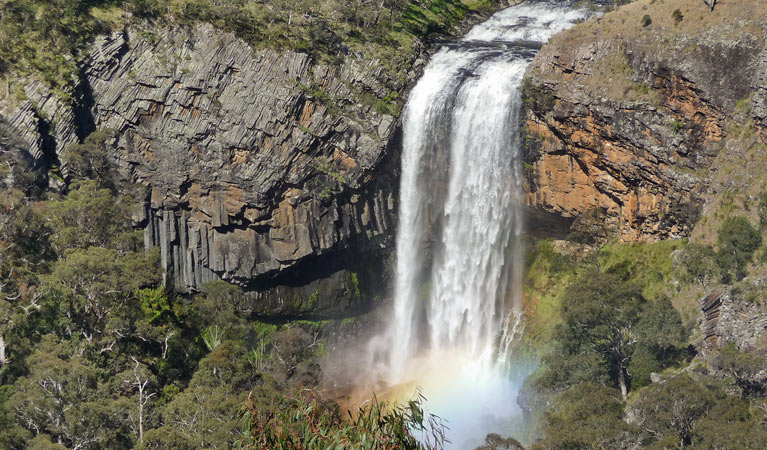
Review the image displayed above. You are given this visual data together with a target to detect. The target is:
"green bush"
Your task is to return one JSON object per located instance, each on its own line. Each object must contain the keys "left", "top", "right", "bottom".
{"left": 669, "top": 119, "right": 685, "bottom": 132}
{"left": 629, "top": 296, "right": 688, "bottom": 389}
{"left": 758, "top": 191, "right": 767, "bottom": 229}
{"left": 672, "top": 9, "right": 684, "bottom": 24}
{"left": 716, "top": 216, "right": 761, "bottom": 283}
{"left": 522, "top": 78, "right": 556, "bottom": 114}
{"left": 627, "top": 344, "right": 662, "bottom": 390}
{"left": 717, "top": 343, "right": 766, "bottom": 397}
{"left": 63, "top": 129, "right": 118, "bottom": 188}
{"left": 678, "top": 243, "right": 718, "bottom": 288}
{"left": 239, "top": 391, "right": 447, "bottom": 450}
{"left": 631, "top": 374, "right": 715, "bottom": 447}
{"left": 533, "top": 383, "right": 634, "bottom": 450}
{"left": 641, "top": 15, "right": 652, "bottom": 27}
{"left": 693, "top": 396, "right": 767, "bottom": 448}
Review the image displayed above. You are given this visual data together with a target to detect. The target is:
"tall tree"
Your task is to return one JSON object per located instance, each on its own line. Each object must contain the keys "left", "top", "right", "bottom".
{"left": 557, "top": 271, "right": 645, "bottom": 399}
{"left": 630, "top": 374, "right": 714, "bottom": 447}
{"left": 679, "top": 243, "right": 718, "bottom": 289}
{"left": 9, "top": 336, "right": 132, "bottom": 449}
{"left": 716, "top": 216, "right": 761, "bottom": 283}
{"left": 122, "top": 357, "right": 156, "bottom": 443}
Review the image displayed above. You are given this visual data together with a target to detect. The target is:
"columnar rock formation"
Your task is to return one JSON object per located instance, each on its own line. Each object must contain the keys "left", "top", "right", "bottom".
{"left": 87, "top": 25, "right": 415, "bottom": 294}
{"left": 1, "top": 23, "right": 426, "bottom": 313}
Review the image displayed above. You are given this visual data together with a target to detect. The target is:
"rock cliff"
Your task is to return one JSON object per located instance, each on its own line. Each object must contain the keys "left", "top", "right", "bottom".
{"left": 0, "top": 20, "right": 427, "bottom": 315}
{"left": 522, "top": 0, "right": 767, "bottom": 242}
{"left": 0, "top": 0, "right": 513, "bottom": 315}
{"left": 86, "top": 25, "right": 410, "bottom": 294}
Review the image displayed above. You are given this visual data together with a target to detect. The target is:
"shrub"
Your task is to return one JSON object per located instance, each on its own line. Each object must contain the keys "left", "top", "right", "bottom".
{"left": 758, "top": 191, "right": 767, "bottom": 230}
{"left": 240, "top": 390, "right": 447, "bottom": 450}
{"left": 669, "top": 119, "right": 685, "bottom": 132}
{"left": 521, "top": 78, "right": 556, "bottom": 114}
{"left": 672, "top": 9, "right": 684, "bottom": 24}
{"left": 717, "top": 343, "right": 766, "bottom": 397}
{"left": 535, "top": 383, "right": 634, "bottom": 450}
{"left": 629, "top": 296, "right": 689, "bottom": 389}
{"left": 716, "top": 216, "right": 761, "bottom": 283}
{"left": 641, "top": 15, "right": 652, "bottom": 27}
{"left": 476, "top": 434, "right": 524, "bottom": 450}
{"left": 628, "top": 344, "right": 662, "bottom": 390}
{"left": 678, "top": 243, "right": 719, "bottom": 288}
{"left": 630, "top": 375, "right": 714, "bottom": 447}
{"left": 63, "top": 129, "right": 118, "bottom": 188}
{"left": 693, "top": 396, "right": 767, "bottom": 448}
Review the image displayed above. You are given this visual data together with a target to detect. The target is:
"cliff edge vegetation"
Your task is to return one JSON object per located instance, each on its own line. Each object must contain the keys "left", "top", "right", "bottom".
{"left": 0, "top": 0, "right": 506, "bottom": 98}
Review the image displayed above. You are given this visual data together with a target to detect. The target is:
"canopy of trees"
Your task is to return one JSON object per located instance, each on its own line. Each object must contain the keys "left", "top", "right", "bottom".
{"left": 0, "top": 128, "right": 443, "bottom": 449}
{"left": 529, "top": 212, "right": 767, "bottom": 449}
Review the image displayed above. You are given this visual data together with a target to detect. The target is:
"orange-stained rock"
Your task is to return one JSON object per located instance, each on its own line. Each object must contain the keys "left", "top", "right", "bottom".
{"left": 521, "top": 7, "right": 767, "bottom": 242}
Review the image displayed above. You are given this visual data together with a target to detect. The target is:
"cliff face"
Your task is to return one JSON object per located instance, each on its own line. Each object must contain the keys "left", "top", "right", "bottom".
{"left": 1, "top": 21, "right": 427, "bottom": 315}
{"left": 522, "top": 0, "right": 767, "bottom": 242}
{"left": 86, "top": 25, "right": 411, "bottom": 293}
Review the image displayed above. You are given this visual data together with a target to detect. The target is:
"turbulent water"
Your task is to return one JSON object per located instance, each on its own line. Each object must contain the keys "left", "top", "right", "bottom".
{"left": 371, "top": 2, "right": 590, "bottom": 448}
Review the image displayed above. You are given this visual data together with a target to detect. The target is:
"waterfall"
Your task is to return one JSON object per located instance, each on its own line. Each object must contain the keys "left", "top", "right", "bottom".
{"left": 388, "top": 2, "right": 588, "bottom": 381}
{"left": 389, "top": 52, "right": 527, "bottom": 379}
{"left": 374, "top": 2, "right": 590, "bottom": 447}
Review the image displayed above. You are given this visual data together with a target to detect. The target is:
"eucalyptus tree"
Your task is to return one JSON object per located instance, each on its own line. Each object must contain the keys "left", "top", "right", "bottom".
{"left": 557, "top": 271, "right": 645, "bottom": 400}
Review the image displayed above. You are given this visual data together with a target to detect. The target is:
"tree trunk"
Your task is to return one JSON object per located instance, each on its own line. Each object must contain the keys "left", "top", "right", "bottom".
{"left": 618, "top": 367, "right": 628, "bottom": 401}
{"left": 0, "top": 335, "right": 7, "bottom": 366}
{"left": 138, "top": 395, "right": 144, "bottom": 442}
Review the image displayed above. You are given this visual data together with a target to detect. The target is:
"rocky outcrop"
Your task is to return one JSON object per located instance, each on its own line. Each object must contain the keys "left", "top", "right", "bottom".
{"left": 700, "top": 289, "right": 726, "bottom": 347}
{"left": 0, "top": 20, "right": 430, "bottom": 313}
{"left": 522, "top": 0, "right": 767, "bottom": 241}
{"left": 79, "top": 24, "right": 418, "bottom": 295}
{"left": 753, "top": 49, "right": 767, "bottom": 137}
{"left": 700, "top": 286, "right": 767, "bottom": 353}
{"left": 1, "top": 0, "right": 518, "bottom": 315}
{"left": 0, "top": 78, "right": 82, "bottom": 193}
{"left": 698, "top": 284, "right": 767, "bottom": 395}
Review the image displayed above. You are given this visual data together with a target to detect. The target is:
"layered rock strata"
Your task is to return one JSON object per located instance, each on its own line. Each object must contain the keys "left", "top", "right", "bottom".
{"left": 522, "top": 0, "right": 767, "bottom": 241}
{"left": 86, "top": 25, "right": 415, "bottom": 295}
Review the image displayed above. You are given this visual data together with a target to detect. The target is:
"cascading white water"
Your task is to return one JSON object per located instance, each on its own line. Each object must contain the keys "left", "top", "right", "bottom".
{"left": 389, "top": 2, "right": 588, "bottom": 379}
{"left": 376, "top": 2, "right": 590, "bottom": 448}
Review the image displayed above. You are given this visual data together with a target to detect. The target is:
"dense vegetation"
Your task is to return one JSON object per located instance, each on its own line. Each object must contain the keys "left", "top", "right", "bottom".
{"left": 521, "top": 211, "right": 767, "bottom": 449}
{"left": 0, "top": 132, "right": 446, "bottom": 449}
{"left": 4, "top": 1, "right": 765, "bottom": 449}
{"left": 0, "top": 0, "right": 503, "bottom": 101}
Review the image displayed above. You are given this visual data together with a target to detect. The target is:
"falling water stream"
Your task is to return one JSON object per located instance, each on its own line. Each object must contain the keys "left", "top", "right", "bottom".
{"left": 372, "top": 2, "right": 590, "bottom": 448}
